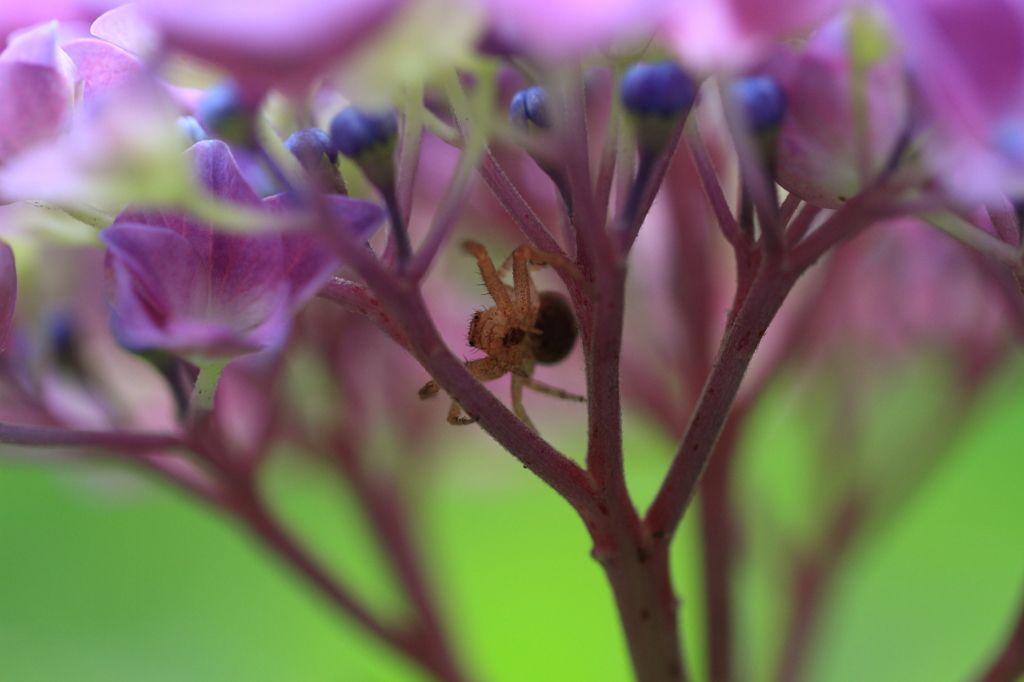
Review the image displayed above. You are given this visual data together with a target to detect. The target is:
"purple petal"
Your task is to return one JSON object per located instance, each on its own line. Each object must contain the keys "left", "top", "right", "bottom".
{"left": 278, "top": 232, "right": 340, "bottom": 304}
{"left": 882, "top": 0, "right": 1024, "bottom": 199}
{"left": 102, "top": 223, "right": 288, "bottom": 356}
{"left": 774, "top": 18, "right": 911, "bottom": 208}
{"left": 665, "top": 0, "right": 842, "bottom": 71}
{"left": 263, "top": 193, "right": 385, "bottom": 302}
{"left": 62, "top": 38, "right": 144, "bottom": 102}
{"left": 136, "top": 0, "right": 404, "bottom": 94}
{"left": 0, "top": 63, "right": 71, "bottom": 163}
{"left": 1, "top": 20, "right": 62, "bottom": 67}
{"left": 320, "top": 195, "right": 388, "bottom": 243}
{"left": 102, "top": 141, "right": 380, "bottom": 358}
{"left": 0, "top": 22, "right": 73, "bottom": 163}
{"left": 90, "top": 4, "right": 160, "bottom": 58}
{"left": 187, "top": 140, "right": 262, "bottom": 206}
{"left": 479, "top": 0, "right": 667, "bottom": 57}
{"left": 102, "top": 224, "right": 209, "bottom": 328}
{"left": 0, "top": 3, "right": 99, "bottom": 44}
{"left": 0, "top": 240, "right": 15, "bottom": 351}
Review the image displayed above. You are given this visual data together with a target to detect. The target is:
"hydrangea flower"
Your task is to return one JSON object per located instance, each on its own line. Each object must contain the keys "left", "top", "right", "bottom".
{"left": 0, "top": 21, "right": 76, "bottom": 166}
{"left": 663, "top": 0, "right": 844, "bottom": 72}
{"left": 477, "top": 0, "right": 667, "bottom": 56}
{"left": 131, "top": 0, "right": 405, "bottom": 95}
{"left": 773, "top": 13, "right": 911, "bottom": 208}
{"left": 101, "top": 140, "right": 385, "bottom": 359}
{"left": 882, "top": 0, "right": 1024, "bottom": 202}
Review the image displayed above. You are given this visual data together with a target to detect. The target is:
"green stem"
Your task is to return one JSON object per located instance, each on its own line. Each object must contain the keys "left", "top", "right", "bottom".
{"left": 189, "top": 359, "right": 228, "bottom": 419}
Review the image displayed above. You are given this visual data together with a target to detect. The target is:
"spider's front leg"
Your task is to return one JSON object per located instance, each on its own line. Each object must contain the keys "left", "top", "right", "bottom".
{"left": 496, "top": 244, "right": 587, "bottom": 318}
{"left": 463, "top": 241, "right": 514, "bottom": 310}
{"left": 425, "top": 356, "right": 507, "bottom": 426}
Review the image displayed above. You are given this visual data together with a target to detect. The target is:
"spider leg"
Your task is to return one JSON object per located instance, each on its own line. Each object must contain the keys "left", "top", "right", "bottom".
{"left": 509, "top": 245, "right": 538, "bottom": 321}
{"left": 463, "top": 241, "right": 513, "bottom": 309}
{"left": 501, "top": 244, "right": 588, "bottom": 321}
{"left": 418, "top": 380, "right": 441, "bottom": 399}
{"left": 522, "top": 376, "right": 586, "bottom": 402}
{"left": 510, "top": 374, "right": 538, "bottom": 433}
{"left": 448, "top": 400, "right": 479, "bottom": 425}
{"left": 442, "top": 356, "right": 507, "bottom": 425}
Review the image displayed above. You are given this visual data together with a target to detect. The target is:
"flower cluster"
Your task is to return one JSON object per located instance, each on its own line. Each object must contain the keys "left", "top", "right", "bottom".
{"left": 1, "top": 2, "right": 1023, "bottom": 682}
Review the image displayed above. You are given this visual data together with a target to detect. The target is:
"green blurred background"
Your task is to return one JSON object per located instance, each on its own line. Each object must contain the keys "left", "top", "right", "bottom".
{"left": 2, "top": 354, "right": 1023, "bottom": 682}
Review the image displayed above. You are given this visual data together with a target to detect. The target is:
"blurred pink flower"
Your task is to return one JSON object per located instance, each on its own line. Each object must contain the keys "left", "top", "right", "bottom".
{"left": 131, "top": 0, "right": 405, "bottom": 95}
{"left": 882, "top": 0, "right": 1024, "bottom": 202}
{"left": 664, "top": 0, "right": 843, "bottom": 72}
{"left": 0, "top": 1, "right": 100, "bottom": 43}
{"left": 102, "top": 140, "right": 385, "bottom": 359}
{"left": 773, "top": 15, "right": 911, "bottom": 208}
{"left": 805, "top": 219, "right": 1013, "bottom": 363}
{"left": 0, "top": 21, "right": 76, "bottom": 165}
{"left": 477, "top": 0, "right": 668, "bottom": 56}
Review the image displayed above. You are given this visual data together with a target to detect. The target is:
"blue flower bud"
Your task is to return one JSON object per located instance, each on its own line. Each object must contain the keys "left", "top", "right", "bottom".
{"left": 620, "top": 61, "right": 697, "bottom": 118}
{"left": 197, "top": 80, "right": 258, "bottom": 147}
{"left": 509, "top": 87, "right": 551, "bottom": 129}
{"left": 329, "top": 107, "right": 399, "bottom": 160}
{"left": 731, "top": 76, "right": 786, "bottom": 133}
{"left": 285, "top": 127, "right": 337, "bottom": 171}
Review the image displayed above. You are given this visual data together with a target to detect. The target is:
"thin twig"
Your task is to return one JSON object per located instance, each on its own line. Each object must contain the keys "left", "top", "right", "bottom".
{"left": 478, "top": 150, "right": 565, "bottom": 257}
{"left": 317, "top": 278, "right": 410, "bottom": 348}
{"left": 645, "top": 257, "right": 797, "bottom": 537}
{"left": 685, "top": 119, "right": 743, "bottom": 246}
{"left": 0, "top": 421, "right": 184, "bottom": 451}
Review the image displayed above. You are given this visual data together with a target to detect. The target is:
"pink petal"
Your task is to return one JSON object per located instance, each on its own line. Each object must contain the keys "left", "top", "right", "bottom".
{"left": 136, "top": 0, "right": 404, "bottom": 94}
{"left": 0, "top": 2, "right": 101, "bottom": 44}
{"left": 0, "top": 62, "right": 71, "bottom": 163}
{"left": 62, "top": 37, "right": 144, "bottom": 102}
{"left": 0, "top": 21, "right": 74, "bottom": 164}
{"left": 665, "top": 0, "right": 843, "bottom": 72}
{"left": 90, "top": 3, "right": 160, "bottom": 58}
{"left": 479, "top": 0, "right": 668, "bottom": 56}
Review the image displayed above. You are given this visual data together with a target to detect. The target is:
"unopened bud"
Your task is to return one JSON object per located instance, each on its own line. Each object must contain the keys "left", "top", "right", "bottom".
{"left": 731, "top": 76, "right": 786, "bottom": 134}
{"left": 620, "top": 61, "right": 697, "bottom": 118}
{"left": 329, "top": 107, "right": 398, "bottom": 192}
{"left": 620, "top": 61, "right": 698, "bottom": 153}
{"left": 197, "top": 80, "right": 259, "bottom": 147}
{"left": 509, "top": 87, "right": 551, "bottom": 129}
{"left": 286, "top": 127, "right": 345, "bottom": 194}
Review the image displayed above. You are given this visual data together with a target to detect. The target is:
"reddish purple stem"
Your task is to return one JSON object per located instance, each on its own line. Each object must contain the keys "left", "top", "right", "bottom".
{"left": 975, "top": 586, "right": 1024, "bottom": 682}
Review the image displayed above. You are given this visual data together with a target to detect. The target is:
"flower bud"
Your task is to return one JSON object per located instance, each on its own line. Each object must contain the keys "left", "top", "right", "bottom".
{"left": 509, "top": 87, "right": 551, "bottom": 129}
{"left": 197, "top": 80, "right": 259, "bottom": 147}
{"left": 329, "top": 106, "right": 398, "bottom": 193}
{"left": 329, "top": 107, "right": 398, "bottom": 160}
{"left": 620, "top": 61, "right": 697, "bottom": 153}
{"left": 620, "top": 61, "right": 697, "bottom": 118}
{"left": 731, "top": 75, "right": 786, "bottom": 134}
{"left": 286, "top": 127, "right": 345, "bottom": 194}
{"left": 286, "top": 128, "right": 337, "bottom": 170}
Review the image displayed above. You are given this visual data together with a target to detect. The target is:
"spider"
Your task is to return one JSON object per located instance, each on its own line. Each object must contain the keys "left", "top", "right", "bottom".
{"left": 418, "top": 240, "right": 586, "bottom": 432}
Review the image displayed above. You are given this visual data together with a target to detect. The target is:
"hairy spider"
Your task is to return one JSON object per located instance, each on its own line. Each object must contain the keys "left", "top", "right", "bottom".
{"left": 418, "top": 240, "right": 585, "bottom": 432}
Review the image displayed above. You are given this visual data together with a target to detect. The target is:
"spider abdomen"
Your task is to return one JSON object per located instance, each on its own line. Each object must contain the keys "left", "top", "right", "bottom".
{"left": 530, "top": 291, "right": 578, "bottom": 364}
